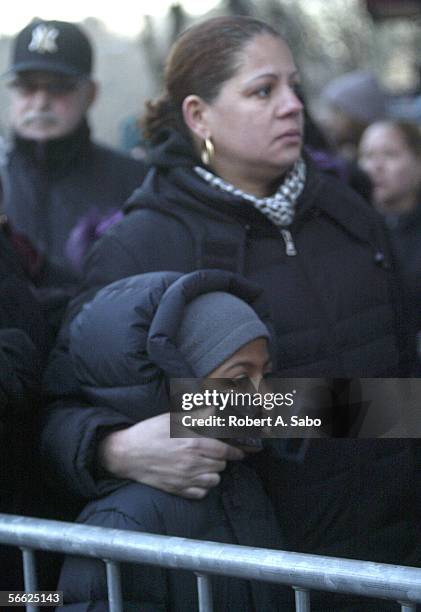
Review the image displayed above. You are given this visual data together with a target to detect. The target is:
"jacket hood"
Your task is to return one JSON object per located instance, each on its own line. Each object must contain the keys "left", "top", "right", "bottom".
{"left": 70, "top": 269, "right": 273, "bottom": 422}
{"left": 145, "top": 128, "right": 201, "bottom": 170}
{"left": 123, "top": 129, "right": 249, "bottom": 226}
{"left": 13, "top": 119, "right": 92, "bottom": 176}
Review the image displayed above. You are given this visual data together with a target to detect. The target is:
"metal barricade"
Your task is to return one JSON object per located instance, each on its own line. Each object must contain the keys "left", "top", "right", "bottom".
{"left": 0, "top": 513, "right": 420, "bottom": 612}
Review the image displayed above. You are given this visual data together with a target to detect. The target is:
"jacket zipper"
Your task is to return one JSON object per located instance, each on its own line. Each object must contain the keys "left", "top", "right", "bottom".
{"left": 280, "top": 228, "right": 297, "bottom": 256}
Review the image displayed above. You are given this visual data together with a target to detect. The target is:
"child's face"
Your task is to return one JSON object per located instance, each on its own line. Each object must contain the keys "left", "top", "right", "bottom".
{"left": 208, "top": 337, "right": 271, "bottom": 387}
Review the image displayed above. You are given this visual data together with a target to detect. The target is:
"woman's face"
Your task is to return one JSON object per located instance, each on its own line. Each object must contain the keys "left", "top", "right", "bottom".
{"left": 199, "top": 34, "right": 304, "bottom": 188}
{"left": 359, "top": 123, "right": 421, "bottom": 213}
{"left": 208, "top": 337, "right": 271, "bottom": 388}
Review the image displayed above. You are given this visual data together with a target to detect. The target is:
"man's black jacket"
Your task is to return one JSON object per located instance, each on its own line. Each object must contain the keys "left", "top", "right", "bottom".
{"left": 1, "top": 121, "right": 147, "bottom": 283}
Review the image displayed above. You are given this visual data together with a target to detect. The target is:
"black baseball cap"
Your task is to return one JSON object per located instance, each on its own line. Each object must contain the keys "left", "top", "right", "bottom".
{"left": 8, "top": 19, "right": 93, "bottom": 78}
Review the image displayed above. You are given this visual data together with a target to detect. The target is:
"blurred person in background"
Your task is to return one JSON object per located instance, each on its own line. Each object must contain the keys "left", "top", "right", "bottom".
{"left": 0, "top": 19, "right": 147, "bottom": 289}
{"left": 359, "top": 119, "right": 421, "bottom": 372}
{"left": 304, "top": 107, "right": 373, "bottom": 202}
{"left": 119, "top": 114, "right": 150, "bottom": 160}
{"left": 0, "top": 218, "right": 50, "bottom": 592}
{"left": 317, "top": 70, "right": 387, "bottom": 161}
{"left": 42, "top": 16, "right": 417, "bottom": 612}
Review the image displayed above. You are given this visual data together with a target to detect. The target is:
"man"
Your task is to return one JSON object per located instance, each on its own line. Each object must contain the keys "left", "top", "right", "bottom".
{"left": 0, "top": 19, "right": 147, "bottom": 285}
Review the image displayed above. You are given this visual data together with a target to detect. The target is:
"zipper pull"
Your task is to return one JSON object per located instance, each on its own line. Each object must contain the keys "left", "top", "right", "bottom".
{"left": 280, "top": 229, "right": 297, "bottom": 256}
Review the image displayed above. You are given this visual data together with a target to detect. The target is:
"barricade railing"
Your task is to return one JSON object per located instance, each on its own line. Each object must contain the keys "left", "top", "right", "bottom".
{"left": 0, "top": 513, "right": 420, "bottom": 612}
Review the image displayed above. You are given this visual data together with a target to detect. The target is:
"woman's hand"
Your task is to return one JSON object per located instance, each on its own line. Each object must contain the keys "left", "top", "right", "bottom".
{"left": 97, "top": 412, "right": 246, "bottom": 499}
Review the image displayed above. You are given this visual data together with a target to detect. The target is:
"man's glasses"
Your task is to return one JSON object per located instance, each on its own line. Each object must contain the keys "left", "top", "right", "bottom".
{"left": 8, "top": 77, "right": 81, "bottom": 96}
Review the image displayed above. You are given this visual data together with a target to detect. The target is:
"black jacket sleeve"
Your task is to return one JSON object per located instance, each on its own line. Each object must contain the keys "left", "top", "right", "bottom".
{"left": 0, "top": 231, "right": 50, "bottom": 414}
{"left": 41, "top": 231, "right": 146, "bottom": 499}
{"left": 0, "top": 328, "right": 42, "bottom": 416}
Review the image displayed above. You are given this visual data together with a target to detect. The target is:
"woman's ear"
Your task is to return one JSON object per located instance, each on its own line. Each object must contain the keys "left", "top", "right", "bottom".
{"left": 182, "top": 95, "right": 210, "bottom": 140}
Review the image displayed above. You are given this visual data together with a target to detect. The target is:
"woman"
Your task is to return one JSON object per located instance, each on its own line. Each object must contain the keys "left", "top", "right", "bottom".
{"left": 42, "top": 16, "right": 417, "bottom": 611}
{"left": 358, "top": 120, "right": 421, "bottom": 217}
{"left": 359, "top": 120, "right": 421, "bottom": 371}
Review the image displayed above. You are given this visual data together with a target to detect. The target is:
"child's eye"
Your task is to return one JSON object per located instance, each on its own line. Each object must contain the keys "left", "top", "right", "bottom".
{"left": 230, "top": 375, "right": 248, "bottom": 384}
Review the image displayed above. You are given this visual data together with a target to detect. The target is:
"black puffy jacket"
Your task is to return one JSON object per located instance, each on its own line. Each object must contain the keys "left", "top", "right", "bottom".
{"left": 0, "top": 229, "right": 50, "bottom": 591}
{"left": 0, "top": 230, "right": 49, "bottom": 428}
{"left": 69, "top": 269, "right": 273, "bottom": 416}
{"left": 58, "top": 269, "right": 283, "bottom": 611}
{"left": 41, "top": 130, "right": 418, "bottom": 611}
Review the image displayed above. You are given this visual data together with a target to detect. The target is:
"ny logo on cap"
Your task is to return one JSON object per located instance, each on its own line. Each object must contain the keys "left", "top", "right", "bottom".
{"left": 28, "top": 24, "right": 59, "bottom": 54}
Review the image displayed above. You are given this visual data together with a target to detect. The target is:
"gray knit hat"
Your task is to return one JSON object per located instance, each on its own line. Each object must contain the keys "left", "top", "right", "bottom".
{"left": 321, "top": 70, "right": 387, "bottom": 124}
{"left": 176, "top": 291, "right": 270, "bottom": 378}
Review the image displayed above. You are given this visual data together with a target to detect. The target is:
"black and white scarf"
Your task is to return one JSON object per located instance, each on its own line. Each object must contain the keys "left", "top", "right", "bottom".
{"left": 194, "top": 157, "right": 306, "bottom": 228}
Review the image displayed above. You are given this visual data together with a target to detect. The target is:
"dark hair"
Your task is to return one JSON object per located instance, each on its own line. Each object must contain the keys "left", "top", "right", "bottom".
{"left": 142, "top": 16, "right": 283, "bottom": 144}
{"left": 386, "top": 120, "right": 421, "bottom": 158}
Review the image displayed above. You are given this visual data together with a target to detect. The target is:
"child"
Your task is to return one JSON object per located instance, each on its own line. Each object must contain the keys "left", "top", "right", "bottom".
{"left": 59, "top": 269, "right": 282, "bottom": 611}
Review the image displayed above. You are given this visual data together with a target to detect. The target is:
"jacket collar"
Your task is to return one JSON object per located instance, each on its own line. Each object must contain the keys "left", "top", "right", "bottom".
{"left": 146, "top": 128, "right": 200, "bottom": 170}
{"left": 12, "top": 118, "right": 91, "bottom": 175}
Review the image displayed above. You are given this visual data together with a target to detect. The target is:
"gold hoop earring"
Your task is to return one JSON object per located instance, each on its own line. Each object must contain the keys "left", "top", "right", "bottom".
{"left": 201, "top": 137, "right": 214, "bottom": 166}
